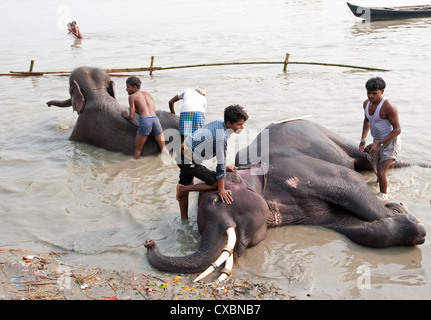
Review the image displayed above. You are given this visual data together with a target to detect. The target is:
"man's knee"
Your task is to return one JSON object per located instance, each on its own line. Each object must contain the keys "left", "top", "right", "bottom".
{"left": 376, "top": 170, "right": 387, "bottom": 181}
{"left": 377, "top": 159, "right": 393, "bottom": 173}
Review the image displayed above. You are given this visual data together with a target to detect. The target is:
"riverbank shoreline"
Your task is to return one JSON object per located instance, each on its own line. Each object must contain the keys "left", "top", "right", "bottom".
{"left": 0, "top": 248, "right": 294, "bottom": 301}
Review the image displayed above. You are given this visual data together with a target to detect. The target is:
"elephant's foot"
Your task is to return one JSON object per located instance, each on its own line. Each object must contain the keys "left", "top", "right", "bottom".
{"left": 405, "top": 215, "right": 426, "bottom": 245}
{"left": 381, "top": 214, "right": 426, "bottom": 246}
{"left": 331, "top": 213, "right": 426, "bottom": 247}
{"left": 384, "top": 203, "right": 426, "bottom": 245}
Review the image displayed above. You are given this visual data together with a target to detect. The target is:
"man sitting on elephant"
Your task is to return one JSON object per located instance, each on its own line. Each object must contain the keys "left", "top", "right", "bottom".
{"left": 176, "top": 104, "right": 249, "bottom": 219}
{"left": 121, "top": 77, "right": 170, "bottom": 159}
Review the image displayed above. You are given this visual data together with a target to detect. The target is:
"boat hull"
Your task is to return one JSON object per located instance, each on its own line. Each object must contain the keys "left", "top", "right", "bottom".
{"left": 347, "top": 2, "right": 431, "bottom": 21}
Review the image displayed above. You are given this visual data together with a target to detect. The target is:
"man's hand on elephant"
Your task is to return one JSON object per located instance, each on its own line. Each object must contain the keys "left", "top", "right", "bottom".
{"left": 219, "top": 189, "right": 233, "bottom": 204}
{"left": 364, "top": 142, "right": 379, "bottom": 154}
{"left": 363, "top": 144, "right": 371, "bottom": 153}
{"left": 368, "top": 142, "right": 380, "bottom": 154}
{"left": 226, "top": 165, "right": 236, "bottom": 172}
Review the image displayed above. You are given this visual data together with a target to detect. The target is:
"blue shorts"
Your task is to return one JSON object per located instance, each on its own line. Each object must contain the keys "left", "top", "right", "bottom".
{"left": 137, "top": 116, "right": 164, "bottom": 136}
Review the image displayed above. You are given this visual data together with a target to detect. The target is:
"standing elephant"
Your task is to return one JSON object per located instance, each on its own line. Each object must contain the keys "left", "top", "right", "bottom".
{"left": 47, "top": 67, "right": 179, "bottom": 156}
{"left": 145, "top": 119, "right": 427, "bottom": 282}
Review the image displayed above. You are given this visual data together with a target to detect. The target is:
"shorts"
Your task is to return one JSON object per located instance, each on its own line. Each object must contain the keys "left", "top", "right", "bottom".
{"left": 177, "top": 162, "right": 217, "bottom": 186}
{"left": 179, "top": 112, "right": 205, "bottom": 136}
{"left": 137, "top": 116, "right": 163, "bottom": 136}
{"left": 368, "top": 137, "right": 401, "bottom": 171}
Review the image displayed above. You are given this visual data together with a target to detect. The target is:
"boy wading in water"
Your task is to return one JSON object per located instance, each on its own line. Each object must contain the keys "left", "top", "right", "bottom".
{"left": 68, "top": 21, "right": 83, "bottom": 39}
{"left": 121, "top": 77, "right": 170, "bottom": 159}
{"left": 359, "top": 77, "right": 401, "bottom": 200}
{"left": 176, "top": 104, "right": 249, "bottom": 219}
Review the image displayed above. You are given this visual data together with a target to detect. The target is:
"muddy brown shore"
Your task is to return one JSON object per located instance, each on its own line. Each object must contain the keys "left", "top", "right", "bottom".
{"left": 0, "top": 248, "right": 295, "bottom": 300}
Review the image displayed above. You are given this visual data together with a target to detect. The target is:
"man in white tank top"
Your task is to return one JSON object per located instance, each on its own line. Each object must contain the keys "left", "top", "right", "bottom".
{"left": 359, "top": 77, "right": 401, "bottom": 199}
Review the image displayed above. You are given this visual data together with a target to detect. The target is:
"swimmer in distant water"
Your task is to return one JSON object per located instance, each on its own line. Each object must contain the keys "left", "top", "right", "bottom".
{"left": 68, "top": 21, "right": 83, "bottom": 39}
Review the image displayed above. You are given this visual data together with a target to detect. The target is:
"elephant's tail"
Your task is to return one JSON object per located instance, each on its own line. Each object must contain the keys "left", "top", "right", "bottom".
{"left": 393, "top": 156, "right": 431, "bottom": 168}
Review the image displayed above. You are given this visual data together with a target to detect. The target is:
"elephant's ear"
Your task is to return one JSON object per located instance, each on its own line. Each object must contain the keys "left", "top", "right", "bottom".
{"left": 70, "top": 80, "right": 85, "bottom": 114}
{"left": 107, "top": 81, "right": 116, "bottom": 99}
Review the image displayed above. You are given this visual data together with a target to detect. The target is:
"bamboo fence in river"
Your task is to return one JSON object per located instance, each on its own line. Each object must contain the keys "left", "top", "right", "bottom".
{"left": 0, "top": 53, "right": 390, "bottom": 77}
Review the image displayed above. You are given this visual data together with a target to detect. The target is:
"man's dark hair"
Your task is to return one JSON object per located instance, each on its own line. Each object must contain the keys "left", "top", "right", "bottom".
{"left": 224, "top": 105, "right": 249, "bottom": 124}
{"left": 126, "top": 76, "right": 142, "bottom": 89}
{"left": 365, "top": 77, "right": 386, "bottom": 91}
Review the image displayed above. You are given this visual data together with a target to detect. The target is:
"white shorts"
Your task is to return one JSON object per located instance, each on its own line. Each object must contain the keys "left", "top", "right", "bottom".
{"left": 368, "top": 137, "right": 401, "bottom": 171}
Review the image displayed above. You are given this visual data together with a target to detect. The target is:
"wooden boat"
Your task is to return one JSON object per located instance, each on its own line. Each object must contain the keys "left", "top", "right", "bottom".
{"left": 347, "top": 2, "right": 431, "bottom": 21}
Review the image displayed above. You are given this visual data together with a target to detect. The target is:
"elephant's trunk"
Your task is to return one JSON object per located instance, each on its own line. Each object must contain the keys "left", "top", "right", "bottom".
{"left": 46, "top": 99, "right": 72, "bottom": 108}
{"left": 144, "top": 226, "right": 235, "bottom": 275}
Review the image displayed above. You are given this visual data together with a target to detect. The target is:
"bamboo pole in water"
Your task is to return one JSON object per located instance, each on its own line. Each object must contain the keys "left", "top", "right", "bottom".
{"left": 283, "top": 53, "right": 290, "bottom": 72}
{"left": 149, "top": 56, "right": 155, "bottom": 76}
{"left": 2, "top": 53, "right": 391, "bottom": 77}
{"left": 272, "top": 114, "right": 312, "bottom": 124}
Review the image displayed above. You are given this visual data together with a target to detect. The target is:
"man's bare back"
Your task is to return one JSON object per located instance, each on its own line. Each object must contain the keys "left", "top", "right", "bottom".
{"left": 122, "top": 77, "right": 170, "bottom": 159}
{"left": 129, "top": 90, "right": 156, "bottom": 118}
{"left": 123, "top": 80, "right": 156, "bottom": 120}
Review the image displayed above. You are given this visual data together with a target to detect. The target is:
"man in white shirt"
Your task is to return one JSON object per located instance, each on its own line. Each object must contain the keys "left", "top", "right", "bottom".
{"left": 169, "top": 87, "right": 207, "bottom": 141}
{"left": 359, "top": 77, "right": 401, "bottom": 199}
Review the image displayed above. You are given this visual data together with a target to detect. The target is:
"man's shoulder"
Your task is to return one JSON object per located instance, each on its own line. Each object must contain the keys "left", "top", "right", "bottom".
{"left": 382, "top": 99, "right": 397, "bottom": 111}
{"left": 379, "top": 99, "right": 399, "bottom": 120}
{"left": 139, "top": 91, "right": 154, "bottom": 101}
{"left": 192, "top": 120, "right": 224, "bottom": 135}
{"left": 382, "top": 98, "right": 394, "bottom": 106}
{"left": 179, "top": 88, "right": 192, "bottom": 94}
{"left": 205, "top": 120, "right": 224, "bottom": 128}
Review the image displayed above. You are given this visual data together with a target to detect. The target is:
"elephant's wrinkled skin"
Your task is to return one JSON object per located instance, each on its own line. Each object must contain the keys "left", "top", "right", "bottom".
{"left": 47, "top": 67, "right": 179, "bottom": 156}
{"left": 145, "top": 120, "right": 426, "bottom": 278}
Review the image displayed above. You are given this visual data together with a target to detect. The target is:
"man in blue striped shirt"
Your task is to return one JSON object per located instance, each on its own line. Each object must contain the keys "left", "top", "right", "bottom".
{"left": 176, "top": 105, "right": 249, "bottom": 219}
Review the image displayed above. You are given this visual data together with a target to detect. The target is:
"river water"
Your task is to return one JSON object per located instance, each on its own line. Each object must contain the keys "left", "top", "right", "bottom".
{"left": 1, "top": 0, "right": 431, "bottom": 299}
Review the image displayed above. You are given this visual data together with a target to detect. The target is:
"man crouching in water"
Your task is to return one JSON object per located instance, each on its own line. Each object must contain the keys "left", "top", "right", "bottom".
{"left": 176, "top": 105, "right": 249, "bottom": 219}
{"left": 121, "top": 77, "right": 170, "bottom": 159}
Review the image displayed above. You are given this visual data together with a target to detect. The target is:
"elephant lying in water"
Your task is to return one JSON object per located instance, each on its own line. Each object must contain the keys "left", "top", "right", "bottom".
{"left": 145, "top": 119, "right": 427, "bottom": 282}
{"left": 47, "top": 67, "right": 179, "bottom": 156}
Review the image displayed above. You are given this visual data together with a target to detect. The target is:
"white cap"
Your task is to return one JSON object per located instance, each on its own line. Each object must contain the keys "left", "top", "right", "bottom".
{"left": 195, "top": 87, "right": 206, "bottom": 96}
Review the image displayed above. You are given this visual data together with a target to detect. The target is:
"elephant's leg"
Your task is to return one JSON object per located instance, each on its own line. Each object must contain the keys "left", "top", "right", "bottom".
{"left": 326, "top": 213, "right": 426, "bottom": 247}
{"left": 298, "top": 161, "right": 393, "bottom": 221}
{"left": 318, "top": 170, "right": 391, "bottom": 221}
{"left": 273, "top": 157, "right": 391, "bottom": 222}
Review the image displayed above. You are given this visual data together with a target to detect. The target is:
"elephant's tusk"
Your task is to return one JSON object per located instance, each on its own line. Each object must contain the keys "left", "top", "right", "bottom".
{"left": 193, "top": 264, "right": 215, "bottom": 283}
{"left": 194, "top": 227, "right": 236, "bottom": 282}
{"left": 217, "top": 254, "right": 233, "bottom": 282}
